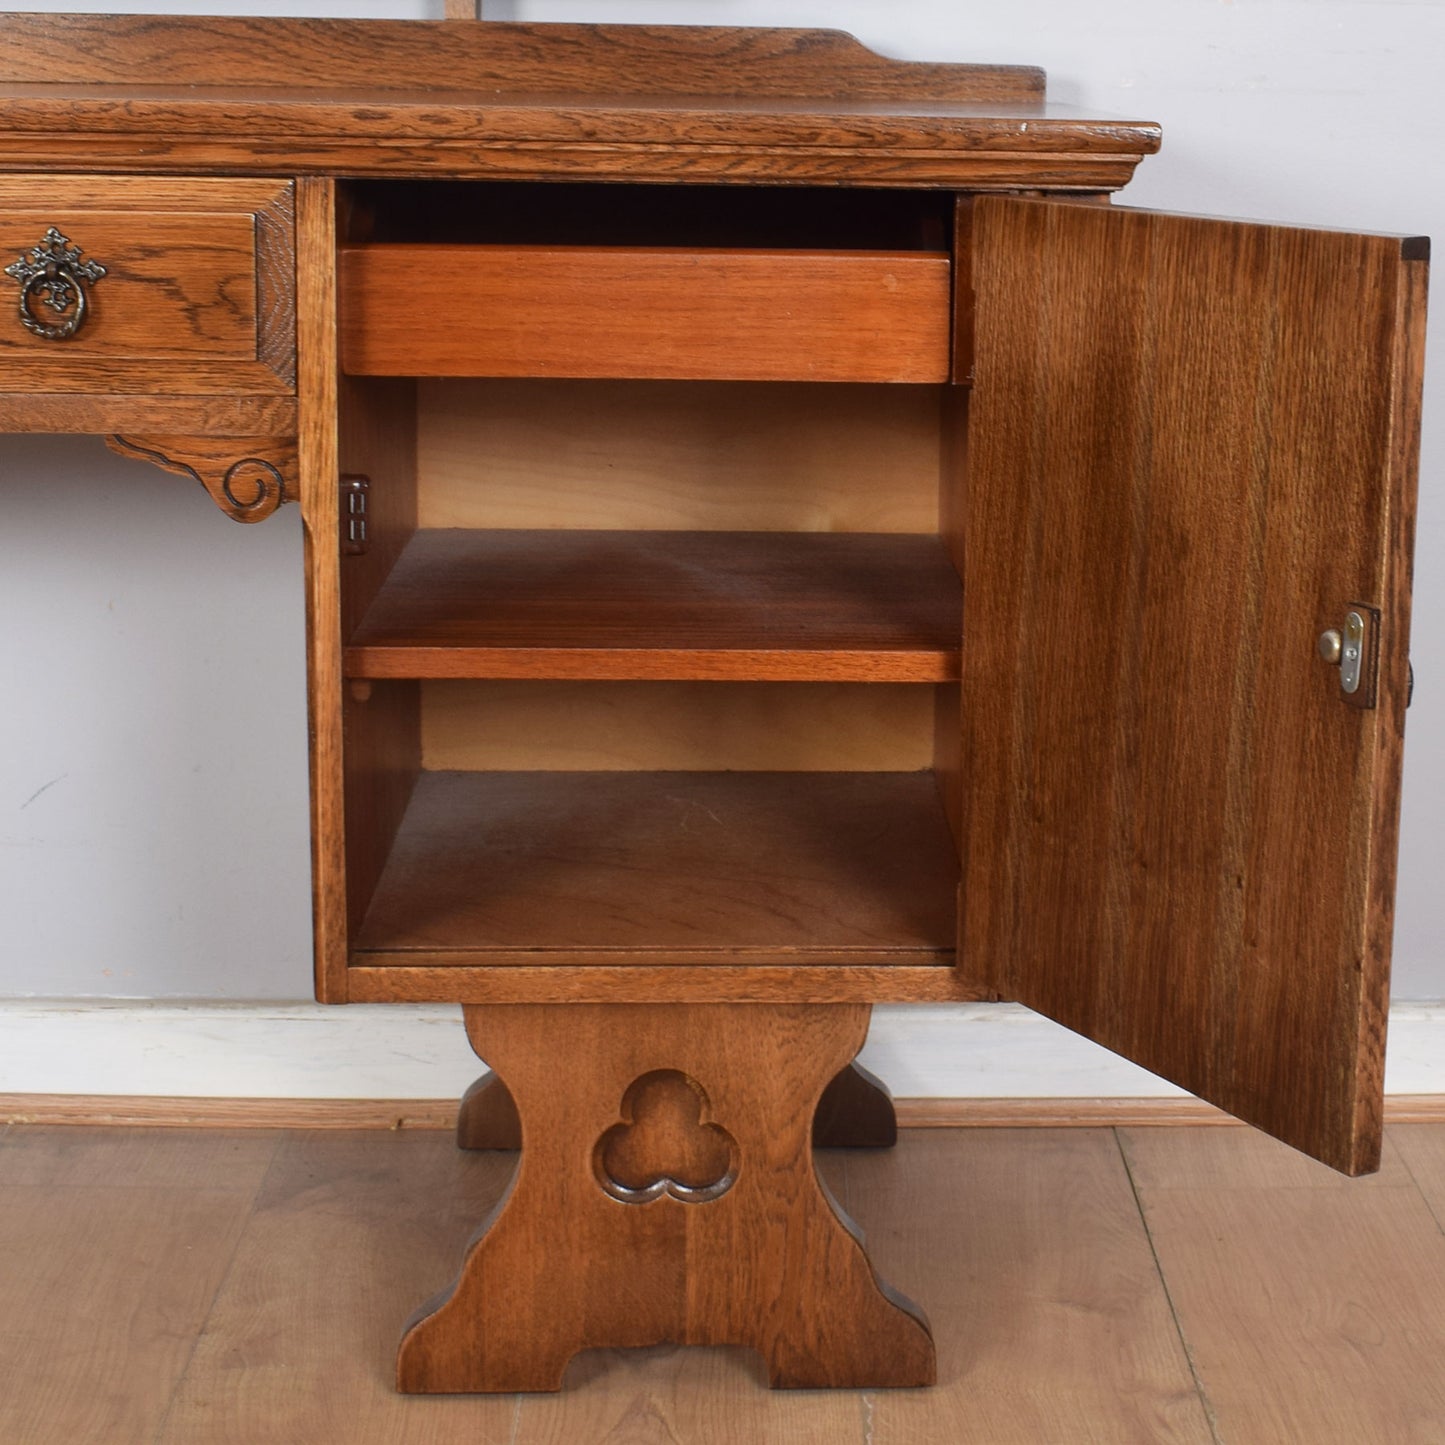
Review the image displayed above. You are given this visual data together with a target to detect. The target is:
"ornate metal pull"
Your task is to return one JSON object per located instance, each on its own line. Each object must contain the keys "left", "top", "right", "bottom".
{"left": 5, "top": 227, "right": 107, "bottom": 340}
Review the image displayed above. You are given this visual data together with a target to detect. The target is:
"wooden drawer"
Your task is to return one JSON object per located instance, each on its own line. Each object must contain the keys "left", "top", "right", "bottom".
{"left": 0, "top": 176, "right": 294, "bottom": 395}
{"left": 339, "top": 244, "right": 952, "bottom": 383}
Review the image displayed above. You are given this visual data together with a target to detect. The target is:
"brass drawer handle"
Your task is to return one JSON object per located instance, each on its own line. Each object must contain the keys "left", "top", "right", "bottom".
{"left": 5, "top": 227, "right": 107, "bottom": 340}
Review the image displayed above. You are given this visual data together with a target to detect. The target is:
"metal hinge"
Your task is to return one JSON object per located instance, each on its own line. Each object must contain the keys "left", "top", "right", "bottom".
{"left": 341, "top": 474, "right": 370, "bottom": 555}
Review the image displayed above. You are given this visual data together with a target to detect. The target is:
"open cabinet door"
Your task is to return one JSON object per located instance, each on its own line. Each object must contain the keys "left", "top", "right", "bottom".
{"left": 961, "top": 197, "right": 1427, "bottom": 1174}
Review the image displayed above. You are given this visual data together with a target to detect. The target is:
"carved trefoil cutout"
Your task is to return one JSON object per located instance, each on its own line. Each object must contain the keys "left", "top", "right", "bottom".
{"left": 594, "top": 1069, "right": 738, "bottom": 1204}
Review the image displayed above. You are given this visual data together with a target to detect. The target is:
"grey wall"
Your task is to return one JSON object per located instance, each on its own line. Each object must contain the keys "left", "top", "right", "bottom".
{"left": 2, "top": 0, "right": 1440, "bottom": 998}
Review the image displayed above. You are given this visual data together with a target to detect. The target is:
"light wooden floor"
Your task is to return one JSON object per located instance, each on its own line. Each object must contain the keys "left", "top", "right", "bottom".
{"left": 2, "top": 1121, "right": 1443, "bottom": 1445}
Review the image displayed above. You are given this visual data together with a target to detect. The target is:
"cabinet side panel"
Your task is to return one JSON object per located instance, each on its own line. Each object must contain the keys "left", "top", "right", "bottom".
{"left": 337, "top": 378, "right": 422, "bottom": 941}
{"left": 344, "top": 681, "right": 421, "bottom": 942}
{"left": 297, "top": 176, "right": 346, "bottom": 1002}
{"left": 339, "top": 377, "right": 417, "bottom": 639}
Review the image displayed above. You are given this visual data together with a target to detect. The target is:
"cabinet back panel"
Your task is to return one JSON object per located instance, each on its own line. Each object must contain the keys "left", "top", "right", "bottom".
{"left": 416, "top": 379, "right": 943, "bottom": 533}
{"left": 421, "top": 680, "right": 936, "bottom": 772}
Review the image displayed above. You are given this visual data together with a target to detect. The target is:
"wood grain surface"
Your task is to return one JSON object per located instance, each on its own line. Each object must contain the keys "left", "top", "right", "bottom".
{"left": 960, "top": 198, "right": 1428, "bottom": 1174}
{"left": 416, "top": 379, "right": 945, "bottom": 535}
{"left": 397, "top": 1002, "right": 934, "bottom": 1391}
{"left": 0, "top": 1128, "right": 278, "bottom": 1445}
{"left": 0, "top": 20, "right": 1158, "bottom": 188}
{"left": 8, "top": 1093, "right": 1445, "bottom": 1132}
{"left": 456, "top": 1061, "right": 898, "bottom": 1151}
{"left": 854, "top": 1130, "right": 1216, "bottom": 1443}
{"left": 1121, "top": 1126, "right": 1445, "bottom": 1444}
{"left": 352, "top": 769, "right": 959, "bottom": 966}
{"left": 419, "top": 681, "right": 937, "bottom": 774}
{"left": 341, "top": 245, "right": 951, "bottom": 383}
{"left": 0, "top": 391, "right": 295, "bottom": 436}
{"left": 7, "top": 1122, "right": 1445, "bottom": 1437}
{"left": 297, "top": 178, "right": 347, "bottom": 1004}
{"left": 344, "top": 963, "right": 985, "bottom": 1004}
{"left": 0, "top": 16, "right": 1044, "bottom": 102}
{"left": 336, "top": 380, "right": 422, "bottom": 948}
{"left": 345, "top": 530, "right": 962, "bottom": 682}
{"left": 0, "top": 175, "right": 293, "bottom": 395}
{"left": 154, "top": 1131, "right": 521, "bottom": 1444}
{"left": 1393, "top": 1122, "right": 1445, "bottom": 1223}
{"left": 106, "top": 432, "right": 296, "bottom": 523}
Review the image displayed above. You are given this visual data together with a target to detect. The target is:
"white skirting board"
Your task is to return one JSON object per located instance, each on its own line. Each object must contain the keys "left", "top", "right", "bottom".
{"left": 0, "top": 1000, "right": 1441, "bottom": 1101}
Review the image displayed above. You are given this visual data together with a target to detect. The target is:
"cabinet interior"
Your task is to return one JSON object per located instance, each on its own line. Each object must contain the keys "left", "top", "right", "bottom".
{"left": 334, "top": 181, "right": 969, "bottom": 983}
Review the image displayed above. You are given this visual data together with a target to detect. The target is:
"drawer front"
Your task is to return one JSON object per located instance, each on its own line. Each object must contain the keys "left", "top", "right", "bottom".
{"left": 340, "top": 244, "right": 952, "bottom": 384}
{"left": 0, "top": 176, "right": 294, "bottom": 394}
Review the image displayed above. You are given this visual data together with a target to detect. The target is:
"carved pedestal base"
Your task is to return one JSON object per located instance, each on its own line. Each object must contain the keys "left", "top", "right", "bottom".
{"left": 456, "top": 1059, "right": 897, "bottom": 1151}
{"left": 400, "top": 1002, "right": 933, "bottom": 1393}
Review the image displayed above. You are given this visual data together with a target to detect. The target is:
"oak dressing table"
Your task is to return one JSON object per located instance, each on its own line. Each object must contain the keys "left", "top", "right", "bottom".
{"left": 0, "top": 12, "right": 1426, "bottom": 1392}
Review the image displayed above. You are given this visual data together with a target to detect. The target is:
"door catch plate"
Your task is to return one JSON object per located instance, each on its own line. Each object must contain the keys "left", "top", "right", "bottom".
{"left": 1317, "top": 605, "right": 1379, "bottom": 709}
{"left": 341, "top": 474, "right": 370, "bottom": 556}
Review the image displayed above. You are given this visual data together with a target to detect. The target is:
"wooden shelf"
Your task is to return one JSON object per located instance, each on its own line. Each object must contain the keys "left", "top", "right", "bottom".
{"left": 352, "top": 770, "right": 960, "bottom": 966}
{"left": 345, "top": 529, "right": 962, "bottom": 682}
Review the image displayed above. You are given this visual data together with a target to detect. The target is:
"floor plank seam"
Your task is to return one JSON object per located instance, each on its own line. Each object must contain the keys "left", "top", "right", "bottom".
{"left": 147, "top": 1131, "right": 285, "bottom": 1445}
{"left": 1112, "top": 1129, "right": 1226, "bottom": 1445}
{"left": 506, "top": 1391, "right": 523, "bottom": 1445}
{"left": 1391, "top": 1129, "right": 1445, "bottom": 1238}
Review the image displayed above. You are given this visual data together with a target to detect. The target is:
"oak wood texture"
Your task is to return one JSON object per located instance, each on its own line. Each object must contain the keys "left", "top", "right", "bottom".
{"left": 336, "top": 381, "right": 422, "bottom": 948}
{"left": 296, "top": 177, "right": 348, "bottom": 1004}
{"left": 0, "top": 1127, "right": 278, "bottom": 1445}
{"left": 812, "top": 1060, "right": 898, "bottom": 1148}
{"left": 421, "top": 681, "right": 938, "bottom": 773}
{"left": 345, "top": 530, "right": 962, "bottom": 683}
{"left": 341, "top": 245, "right": 951, "bottom": 383}
{"left": 10, "top": 1122, "right": 1445, "bottom": 1440}
{"left": 345, "top": 963, "right": 987, "bottom": 1005}
{"left": 342, "top": 680, "right": 421, "bottom": 949}
{"left": 935, "top": 365, "right": 970, "bottom": 856}
{"left": 853, "top": 1130, "right": 1216, "bottom": 1443}
{"left": 960, "top": 198, "right": 1428, "bottom": 1175}
{"left": 0, "top": 1094, "right": 465, "bottom": 1131}
{"left": 1394, "top": 1121, "right": 1445, "bottom": 1223}
{"left": 513, "top": 1339, "right": 864, "bottom": 1444}
{"left": 351, "top": 770, "right": 959, "bottom": 968}
{"left": 106, "top": 433, "right": 296, "bottom": 524}
{"left": 0, "top": 20, "right": 1159, "bottom": 190}
{"left": 10, "top": 1092, "right": 1445, "bottom": 1132}
{"left": 0, "top": 392, "right": 295, "bottom": 436}
{"left": 397, "top": 1002, "right": 934, "bottom": 1391}
{"left": 417, "top": 378, "right": 945, "bottom": 533}
{"left": 0, "top": 17, "right": 1042, "bottom": 100}
{"left": 454, "top": 1071, "right": 523, "bottom": 1151}
{"left": 0, "top": 175, "right": 294, "bottom": 395}
{"left": 154, "top": 1131, "right": 522, "bottom": 1444}
{"left": 455, "top": 1060, "right": 898, "bottom": 1151}
{"left": 1120, "top": 1126, "right": 1445, "bottom": 1444}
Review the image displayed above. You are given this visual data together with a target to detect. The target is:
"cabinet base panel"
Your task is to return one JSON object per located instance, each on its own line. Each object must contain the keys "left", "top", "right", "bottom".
{"left": 399, "top": 1001, "right": 934, "bottom": 1392}
{"left": 346, "top": 962, "right": 985, "bottom": 1003}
